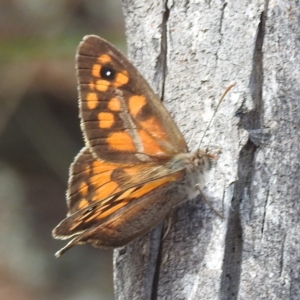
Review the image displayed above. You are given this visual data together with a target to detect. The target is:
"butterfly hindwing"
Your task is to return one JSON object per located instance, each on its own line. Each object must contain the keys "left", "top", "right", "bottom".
{"left": 53, "top": 176, "right": 183, "bottom": 256}
{"left": 53, "top": 148, "right": 183, "bottom": 248}
{"left": 66, "top": 147, "right": 184, "bottom": 216}
{"left": 77, "top": 35, "right": 187, "bottom": 164}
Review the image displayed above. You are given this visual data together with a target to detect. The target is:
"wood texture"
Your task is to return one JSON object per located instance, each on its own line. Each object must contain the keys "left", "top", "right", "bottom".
{"left": 114, "top": 0, "right": 300, "bottom": 299}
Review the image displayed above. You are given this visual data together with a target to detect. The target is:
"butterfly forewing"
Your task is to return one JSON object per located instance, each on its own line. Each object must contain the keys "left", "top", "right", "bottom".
{"left": 77, "top": 35, "right": 187, "bottom": 164}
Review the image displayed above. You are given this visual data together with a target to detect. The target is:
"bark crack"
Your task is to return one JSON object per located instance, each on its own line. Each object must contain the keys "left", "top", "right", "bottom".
{"left": 150, "top": 225, "right": 165, "bottom": 300}
{"left": 279, "top": 233, "right": 287, "bottom": 277}
{"left": 244, "top": 6, "right": 268, "bottom": 130}
{"left": 219, "top": 2, "right": 226, "bottom": 36}
{"left": 260, "top": 188, "right": 269, "bottom": 238}
{"left": 151, "top": 2, "right": 170, "bottom": 299}
{"left": 220, "top": 5, "right": 268, "bottom": 299}
{"left": 154, "top": 0, "right": 169, "bottom": 101}
{"left": 215, "top": 2, "right": 227, "bottom": 63}
{"left": 220, "top": 141, "right": 255, "bottom": 300}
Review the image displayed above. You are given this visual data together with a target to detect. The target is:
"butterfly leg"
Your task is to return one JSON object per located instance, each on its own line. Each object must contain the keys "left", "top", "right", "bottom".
{"left": 195, "top": 184, "right": 224, "bottom": 219}
{"left": 162, "top": 210, "right": 177, "bottom": 241}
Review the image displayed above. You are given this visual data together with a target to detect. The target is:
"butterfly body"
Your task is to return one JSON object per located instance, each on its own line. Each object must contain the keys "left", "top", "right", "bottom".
{"left": 52, "top": 35, "right": 213, "bottom": 257}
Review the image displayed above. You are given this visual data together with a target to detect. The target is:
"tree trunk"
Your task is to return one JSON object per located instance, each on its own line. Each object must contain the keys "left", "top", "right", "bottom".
{"left": 114, "top": 0, "right": 300, "bottom": 299}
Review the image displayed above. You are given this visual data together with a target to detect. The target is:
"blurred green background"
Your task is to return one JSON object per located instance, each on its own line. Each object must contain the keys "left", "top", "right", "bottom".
{"left": 0, "top": 1, "right": 125, "bottom": 299}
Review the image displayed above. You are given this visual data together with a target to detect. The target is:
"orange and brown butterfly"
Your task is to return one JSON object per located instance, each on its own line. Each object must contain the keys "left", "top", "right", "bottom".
{"left": 52, "top": 35, "right": 215, "bottom": 257}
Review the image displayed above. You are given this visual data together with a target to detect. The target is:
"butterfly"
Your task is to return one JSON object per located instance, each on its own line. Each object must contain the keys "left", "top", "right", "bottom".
{"left": 52, "top": 35, "right": 216, "bottom": 257}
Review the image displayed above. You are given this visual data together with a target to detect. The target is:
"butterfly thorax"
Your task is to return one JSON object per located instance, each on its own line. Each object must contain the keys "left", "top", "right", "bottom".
{"left": 169, "top": 149, "right": 213, "bottom": 200}
{"left": 169, "top": 149, "right": 212, "bottom": 172}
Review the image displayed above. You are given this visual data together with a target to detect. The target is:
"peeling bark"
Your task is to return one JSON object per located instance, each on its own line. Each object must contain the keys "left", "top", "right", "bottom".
{"left": 114, "top": 0, "right": 300, "bottom": 299}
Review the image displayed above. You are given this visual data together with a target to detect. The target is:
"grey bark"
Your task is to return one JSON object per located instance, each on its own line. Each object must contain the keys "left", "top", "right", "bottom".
{"left": 114, "top": 0, "right": 300, "bottom": 299}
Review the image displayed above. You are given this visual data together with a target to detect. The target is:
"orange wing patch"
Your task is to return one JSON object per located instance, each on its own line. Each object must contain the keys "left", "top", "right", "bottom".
{"left": 108, "top": 98, "right": 121, "bottom": 111}
{"left": 98, "top": 54, "right": 112, "bottom": 64}
{"left": 107, "top": 132, "right": 136, "bottom": 152}
{"left": 92, "top": 64, "right": 101, "bottom": 77}
{"left": 93, "top": 180, "right": 119, "bottom": 202}
{"left": 78, "top": 199, "right": 88, "bottom": 209}
{"left": 89, "top": 81, "right": 95, "bottom": 90}
{"left": 79, "top": 182, "right": 88, "bottom": 196}
{"left": 113, "top": 70, "right": 129, "bottom": 87}
{"left": 98, "top": 112, "right": 115, "bottom": 128}
{"left": 128, "top": 175, "right": 179, "bottom": 199}
{"left": 86, "top": 93, "right": 98, "bottom": 109}
{"left": 140, "top": 116, "right": 167, "bottom": 140}
{"left": 127, "top": 95, "right": 168, "bottom": 153}
{"left": 129, "top": 95, "right": 146, "bottom": 117}
{"left": 138, "top": 129, "right": 164, "bottom": 155}
{"left": 95, "top": 79, "right": 110, "bottom": 92}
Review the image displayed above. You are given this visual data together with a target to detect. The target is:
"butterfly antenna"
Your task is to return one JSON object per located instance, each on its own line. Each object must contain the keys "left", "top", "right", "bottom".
{"left": 197, "top": 83, "right": 235, "bottom": 149}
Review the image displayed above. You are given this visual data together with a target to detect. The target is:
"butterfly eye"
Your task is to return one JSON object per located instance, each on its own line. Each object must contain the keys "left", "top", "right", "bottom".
{"left": 100, "top": 66, "right": 115, "bottom": 80}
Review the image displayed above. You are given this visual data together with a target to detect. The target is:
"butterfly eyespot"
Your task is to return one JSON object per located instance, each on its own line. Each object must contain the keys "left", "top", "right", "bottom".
{"left": 100, "top": 66, "right": 115, "bottom": 80}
